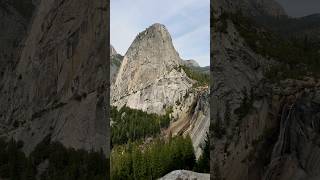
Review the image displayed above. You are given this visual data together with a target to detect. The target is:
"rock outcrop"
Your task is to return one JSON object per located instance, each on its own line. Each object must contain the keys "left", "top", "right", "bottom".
{"left": 0, "top": 0, "right": 109, "bottom": 156}
{"left": 159, "top": 170, "right": 210, "bottom": 180}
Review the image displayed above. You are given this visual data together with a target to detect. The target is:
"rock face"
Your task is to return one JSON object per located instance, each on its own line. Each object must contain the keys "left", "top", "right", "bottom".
{"left": 111, "top": 23, "right": 193, "bottom": 115}
{"left": 0, "top": 0, "right": 109, "bottom": 156}
{"left": 0, "top": 1, "right": 33, "bottom": 84}
{"left": 264, "top": 85, "right": 320, "bottom": 180}
{"left": 111, "top": 23, "right": 209, "bottom": 158}
{"left": 211, "top": 0, "right": 320, "bottom": 180}
{"left": 159, "top": 170, "right": 210, "bottom": 180}
{"left": 168, "top": 88, "right": 209, "bottom": 159}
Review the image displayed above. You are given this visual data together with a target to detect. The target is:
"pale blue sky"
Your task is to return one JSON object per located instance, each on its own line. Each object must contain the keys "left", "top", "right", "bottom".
{"left": 111, "top": 0, "right": 210, "bottom": 67}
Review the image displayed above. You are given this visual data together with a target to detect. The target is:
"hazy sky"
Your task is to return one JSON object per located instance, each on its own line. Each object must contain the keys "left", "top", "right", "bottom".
{"left": 276, "top": 0, "right": 320, "bottom": 17}
{"left": 111, "top": 0, "right": 210, "bottom": 67}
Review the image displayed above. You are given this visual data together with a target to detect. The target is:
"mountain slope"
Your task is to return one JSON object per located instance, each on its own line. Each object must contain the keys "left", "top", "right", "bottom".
{"left": 254, "top": 13, "right": 320, "bottom": 43}
{"left": 213, "top": 0, "right": 287, "bottom": 17}
{"left": 211, "top": 0, "right": 320, "bottom": 180}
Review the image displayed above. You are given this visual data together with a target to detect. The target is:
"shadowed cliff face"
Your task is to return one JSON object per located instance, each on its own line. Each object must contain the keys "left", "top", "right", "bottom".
{"left": 211, "top": 0, "right": 320, "bottom": 180}
{"left": 0, "top": 0, "right": 34, "bottom": 84}
{"left": 265, "top": 89, "right": 320, "bottom": 180}
{"left": 0, "top": 0, "right": 109, "bottom": 156}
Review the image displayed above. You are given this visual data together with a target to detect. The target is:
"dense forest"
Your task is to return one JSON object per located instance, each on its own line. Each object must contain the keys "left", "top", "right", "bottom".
{"left": 111, "top": 135, "right": 196, "bottom": 180}
{"left": 176, "top": 65, "right": 209, "bottom": 87}
{"left": 0, "top": 137, "right": 109, "bottom": 180}
{"left": 111, "top": 106, "right": 171, "bottom": 147}
{"left": 111, "top": 106, "right": 210, "bottom": 179}
{"left": 218, "top": 12, "right": 320, "bottom": 81}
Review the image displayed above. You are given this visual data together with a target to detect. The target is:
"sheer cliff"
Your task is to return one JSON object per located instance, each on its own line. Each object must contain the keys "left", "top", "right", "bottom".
{"left": 0, "top": 0, "right": 109, "bottom": 156}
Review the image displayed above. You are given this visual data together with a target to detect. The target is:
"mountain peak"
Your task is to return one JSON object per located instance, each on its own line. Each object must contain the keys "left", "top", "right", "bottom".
{"left": 150, "top": 23, "right": 166, "bottom": 29}
{"left": 111, "top": 23, "right": 188, "bottom": 114}
{"left": 125, "top": 23, "right": 181, "bottom": 66}
{"left": 134, "top": 23, "right": 172, "bottom": 43}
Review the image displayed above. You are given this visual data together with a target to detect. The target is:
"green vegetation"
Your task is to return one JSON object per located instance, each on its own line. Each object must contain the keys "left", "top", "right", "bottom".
{"left": 0, "top": 137, "right": 109, "bottom": 180}
{"left": 176, "top": 65, "right": 209, "bottom": 87}
{"left": 111, "top": 54, "right": 123, "bottom": 67}
{"left": 227, "top": 12, "right": 320, "bottom": 80}
{"left": 111, "top": 106, "right": 208, "bottom": 178}
{"left": 255, "top": 15, "right": 320, "bottom": 42}
{"left": 111, "top": 135, "right": 195, "bottom": 180}
{"left": 111, "top": 106, "right": 171, "bottom": 147}
{"left": 0, "top": 139, "right": 34, "bottom": 180}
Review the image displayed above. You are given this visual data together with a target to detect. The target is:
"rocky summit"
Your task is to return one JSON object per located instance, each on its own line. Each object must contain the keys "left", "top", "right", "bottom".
{"left": 111, "top": 23, "right": 193, "bottom": 115}
{"left": 0, "top": 0, "right": 109, "bottom": 156}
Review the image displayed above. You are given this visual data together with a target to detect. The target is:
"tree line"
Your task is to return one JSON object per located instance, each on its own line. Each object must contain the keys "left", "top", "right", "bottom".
{"left": 175, "top": 65, "right": 209, "bottom": 87}
{"left": 0, "top": 137, "right": 109, "bottom": 180}
{"left": 111, "top": 135, "right": 196, "bottom": 180}
{"left": 111, "top": 106, "right": 171, "bottom": 147}
{"left": 225, "top": 12, "right": 320, "bottom": 80}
